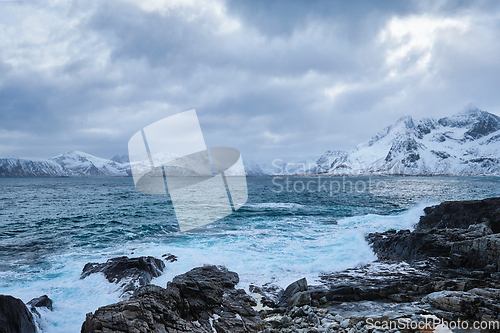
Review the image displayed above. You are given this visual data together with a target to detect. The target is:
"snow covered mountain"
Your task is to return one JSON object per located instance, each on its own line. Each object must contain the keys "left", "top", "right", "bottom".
{"left": 260, "top": 155, "right": 323, "bottom": 175}
{"left": 0, "top": 157, "right": 65, "bottom": 177}
{"left": 51, "top": 151, "right": 129, "bottom": 176}
{"left": 111, "top": 154, "right": 130, "bottom": 164}
{"left": 317, "top": 108, "right": 500, "bottom": 176}
{"left": 242, "top": 160, "right": 266, "bottom": 176}
{"left": 1, "top": 108, "right": 499, "bottom": 177}
{"left": 0, "top": 151, "right": 130, "bottom": 177}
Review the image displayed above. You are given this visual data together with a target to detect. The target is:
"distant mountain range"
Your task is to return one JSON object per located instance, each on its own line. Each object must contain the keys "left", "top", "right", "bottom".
{"left": 0, "top": 151, "right": 130, "bottom": 177}
{"left": 245, "top": 107, "right": 500, "bottom": 176}
{"left": 1, "top": 108, "right": 499, "bottom": 177}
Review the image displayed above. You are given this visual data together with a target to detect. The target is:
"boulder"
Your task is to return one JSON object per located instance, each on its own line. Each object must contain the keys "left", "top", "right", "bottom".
{"left": 417, "top": 197, "right": 500, "bottom": 232}
{"left": 287, "top": 291, "right": 311, "bottom": 308}
{"left": 367, "top": 197, "right": 500, "bottom": 271}
{"left": 249, "top": 283, "right": 283, "bottom": 308}
{"left": 81, "top": 256, "right": 166, "bottom": 295}
{"left": 81, "top": 265, "right": 265, "bottom": 333}
{"left": 276, "top": 278, "right": 307, "bottom": 307}
{"left": 27, "top": 295, "right": 53, "bottom": 318}
{"left": 451, "top": 234, "right": 500, "bottom": 269}
{"left": 27, "top": 295, "right": 53, "bottom": 311}
{"left": 0, "top": 295, "right": 37, "bottom": 333}
{"left": 422, "top": 288, "right": 500, "bottom": 321}
{"left": 162, "top": 253, "right": 177, "bottom": 262}
{"left": 423, "top": 291, "right": 480, "bottom": 315}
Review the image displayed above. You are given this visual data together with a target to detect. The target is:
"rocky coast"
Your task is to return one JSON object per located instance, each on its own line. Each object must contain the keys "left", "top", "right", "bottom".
{"left": 2, "top": 197, "right": 500, "bottom": 333}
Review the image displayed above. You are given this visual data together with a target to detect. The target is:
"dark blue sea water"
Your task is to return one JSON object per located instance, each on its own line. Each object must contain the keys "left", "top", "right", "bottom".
{"left": 1, "top": 176, "right": 499, "bottom": 332}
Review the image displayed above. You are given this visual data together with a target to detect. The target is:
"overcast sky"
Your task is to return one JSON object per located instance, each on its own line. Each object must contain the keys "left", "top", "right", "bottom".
{"left": 1, "top": 0, "right": 500, "bottom": 163}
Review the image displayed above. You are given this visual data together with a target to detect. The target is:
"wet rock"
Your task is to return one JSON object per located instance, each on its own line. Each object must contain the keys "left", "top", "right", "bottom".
{"left": 249, "top": 283, "right": 283, "bottom": 308}
{"left": 423, "top": 290, "right": 481, "bottom": 316}
{"left": 422, "top": 288, "right": 500, "bottom": 321}
{"left": 367, "top": 197, "right": 500, "bottom": 272}
{"left": 276, "top": 278, "right": 307, "bottom": 307}
{"left": 27, "top": 295, "right": 53, "bottom": 311}
{"left": 80, "top": 256, "right": 166, "bottom": 295}
{"left": 417, "top": 197, "right": 500, "bottom": 232}
{"left": 27, "top": 295, "right": 53, "bottom": 318}
{"left": 451, "top": 234, "right": 500, "bottom": 269}
{"left": 307, "top": 312, "right": 320, "bottom": 326}
{"left": 320, "top": 261, "right": 433, "bottom": 303}
{"left": 288, "top": 291, "right": 311, "bottom": 308}
{"left": 81, "top": 265, "right": 265, "bottom": 333}
{"left": 0, "top": 295, "right": 37, "bottom": 333}
{"left": 162, "top": 253, "right": 178, "bottom": 262}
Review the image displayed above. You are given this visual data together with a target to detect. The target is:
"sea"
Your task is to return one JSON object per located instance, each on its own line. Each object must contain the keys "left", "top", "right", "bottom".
{"left": 1, "top": 176, "right": 500, "bottom": 332}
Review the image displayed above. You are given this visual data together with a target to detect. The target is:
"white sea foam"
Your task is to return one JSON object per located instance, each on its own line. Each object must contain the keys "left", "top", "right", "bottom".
{"left": 244, "top": 202, "right": 307, "bottom": 209}
{"left": 0, "top": 201, "right": 433, "bottom": 332}
{"left": 336, "top": 200, "right": 437, "bottom": 233}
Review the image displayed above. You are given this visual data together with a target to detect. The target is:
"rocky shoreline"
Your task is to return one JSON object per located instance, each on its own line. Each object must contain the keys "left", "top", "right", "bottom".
{"left": 2, "top": 197, "right": 500, "bottom": 332}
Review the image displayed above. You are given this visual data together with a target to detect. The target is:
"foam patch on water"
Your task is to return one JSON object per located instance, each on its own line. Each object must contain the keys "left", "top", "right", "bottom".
{"left": 0, "top": 256, "right": 121, "bottom": 333}
{"left": 0, "top": 201, "right": 434, "bottom": 332}
{"left": 336, "top": 200, "right": 436, "bottom": 233}
{"left": 243, "top": 202, "right": 307, "bottom": 210}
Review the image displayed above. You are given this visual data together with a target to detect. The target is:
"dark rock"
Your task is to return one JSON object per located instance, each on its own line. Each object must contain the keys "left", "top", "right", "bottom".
{"left": 417, "top": 197, "right": 500, "bottom": 232}
{"left": 266, "top": 315, "right": 292, "bottom": 329}
{"left": 0, "top": 295, "right": 37, "bottom": 333}
{"left": 307, "top": 312, "right": 320, "bottom": 326}
{"left": 421, "top": 288, "right": 500, "bottom": 321}
{"left": 362, "top": 197, "right": 500, "bottom": 323}
{"left": 27, "top": 295, "right": 53, "bottom": 311}
{"left": 277, "top": 278, "right": 307, "bottom": 307}
{"left": 288, "top": 291, "right": 311, "bottom": 308}
{"left": 249, "top": 283, "right": 283, "bottom": 308}
{"left": 162, "top": 253, "right": 178, "bottom": 262}
{"left": 320, "top": 260, "right": 435, "bottom": 303}
{"left": 27, "top": 295, "right": 53, "bottom": 318}
{"left": 81, "top": 265, "right": 265, "bottom": 333}
{"left": 81, "top": 256, "right": 166, "bottom": 295}
{"left": 367, "top": 197, "right": 500, "bottom": 272}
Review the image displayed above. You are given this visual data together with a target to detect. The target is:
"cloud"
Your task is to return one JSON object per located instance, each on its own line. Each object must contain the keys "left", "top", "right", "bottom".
{"left": 0, "top": 0, "right": 500, "bottom": 162}
{"left": 379, "top": 15, "right": 471, "bottom": 77}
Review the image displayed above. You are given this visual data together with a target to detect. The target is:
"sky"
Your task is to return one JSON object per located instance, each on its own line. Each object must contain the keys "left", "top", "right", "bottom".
{"left": 1, "top": 0, "right": 500, "bottom": 163}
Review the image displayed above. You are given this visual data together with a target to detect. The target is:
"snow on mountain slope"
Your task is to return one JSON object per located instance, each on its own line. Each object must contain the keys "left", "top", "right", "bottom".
{"left": 0, "top": 157, "right": 65, "bottom": 177}
{"left": 322, "top": 108, "right": 500, "bottom": 175}
{"left": 111, "top": 154, "right": 130, "bottom": 164}
{"left": 51, "top": 151, "right": 129, "bottom": 176}
{"left": 242, "top": 160, "right": 266, "bottom": 176}
{"left": 0, "top": 151, "right": 130, "bottom": 177}
{"left": 1, "top": 108, "right": 498, "bottom": 177}
{"left": 260, "top": 155, "right": 322, "bottom": 175}
{"left": 129, "top": 150, "right": 214, "bottom": 177}
{"left": 315, "top": 150, "right": 349, "bottom": 174}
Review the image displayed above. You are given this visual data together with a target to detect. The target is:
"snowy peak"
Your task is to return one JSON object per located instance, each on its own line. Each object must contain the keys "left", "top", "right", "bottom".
{"left": 111, "top": 154, "right": 130, "bottom": 164}
{"left": 243, "top": 160, "right": 266, "bottom": 176}
{"left": 260, "top": 155, "right": 325, "bottom": 175}
{"left": 1, "top": 108, "right": 499, "bottom": 177}
{"left": 0, "top": 157, "right": 64, "bottom": 177}
{"left": 366, "top": 116, "right": 438, "bottom": 149}
{"left": 0, "top": 151, "right": 130, "bottom": 177}
{"left": 437, "top": 108, "right": 500, "bottom": 140}
{"left": 321, "top": 108, "right": 500, "bottom": 176}
{"left": 316, "top": 150, "right": 348, "bottom": 173}
{"left": 50, "top": 151, "right": 129, "bottom": 176}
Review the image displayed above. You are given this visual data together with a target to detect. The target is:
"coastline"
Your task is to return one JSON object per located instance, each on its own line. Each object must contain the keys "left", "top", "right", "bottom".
{"left": 3, "top": 196, "right": 500, "bottom": 332}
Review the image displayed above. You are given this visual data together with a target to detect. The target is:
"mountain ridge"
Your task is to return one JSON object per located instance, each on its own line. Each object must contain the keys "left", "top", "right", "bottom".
{"left": 313, "top": 108, "right": 500, "bottom": 176}
{"left": 1, "top": 108, "right": 499, "bottom": 177}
